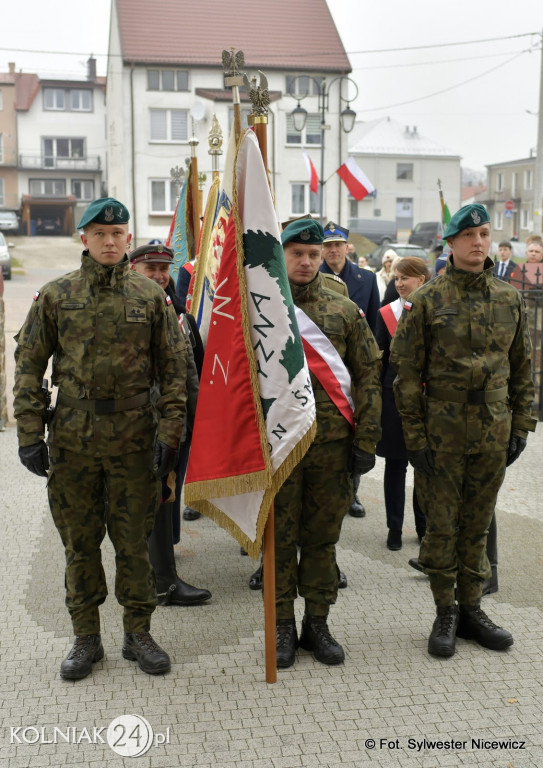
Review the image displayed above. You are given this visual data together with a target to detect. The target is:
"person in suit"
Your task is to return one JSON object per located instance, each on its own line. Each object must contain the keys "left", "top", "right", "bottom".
{"left": 494, "top": 241, "right": 516, "bottom": 281}
{"left": 319, "top": 221, "right": 380, "bottom": 520}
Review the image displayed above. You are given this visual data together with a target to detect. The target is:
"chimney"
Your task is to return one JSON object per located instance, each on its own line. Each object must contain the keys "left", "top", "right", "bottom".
{"left": 87, "top": 56, "right": 97, "bottom": 82}
{"left": 8, "top": 62, "right": 15, "bottom": 74}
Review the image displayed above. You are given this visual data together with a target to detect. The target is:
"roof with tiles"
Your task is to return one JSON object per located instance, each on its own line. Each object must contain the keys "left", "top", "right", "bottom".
{"left": 115, "top": 0, "right": 351, "bottom": 73}
{"left": 349, "top": 117, "right": 460, "bottom": 158}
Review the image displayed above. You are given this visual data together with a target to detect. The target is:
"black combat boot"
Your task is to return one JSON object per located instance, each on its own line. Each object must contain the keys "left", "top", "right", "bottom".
{"left": 248, "top": 563, "right": 263, "bottom": 590}
{"left": 182, "top": 506, "right": 201, "bottom": 521}
{"left": 338, "top": 571, "right": 348, "bottom": 589}
{"left": 276, "top": 619, "right": 298, "bottom": 668}
{"left": 299, "top": 615, "right": 345, "bottom": 665}
{"left": 122, "top": 631, "right": 171, "bottom": 674}
{"left": 349, "top": 471, "right": 366, "bottom": 517}
{"left": 427, "top": 605, "right": 459, "bottom": 657}
{"left": 60, "top": 634, "right": 104, "bottom": 680}
{"left": 148, "top": 502, "right": 211, "bottom": 606}
{"left": 387, "top": 529, "right": 402, "bottom": 550}
{"left": 408, "top": 557, "right": 424, "bottom": 572}
{"left": 457, "top": 605, "right": 513, "bottom": 650}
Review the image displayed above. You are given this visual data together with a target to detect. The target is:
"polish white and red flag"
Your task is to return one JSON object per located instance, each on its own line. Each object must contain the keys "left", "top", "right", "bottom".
{"left": 302, "top": 148, "right": 319, "bottom": 194}
{"left": 337, "top": 157, "right": 375, "bottom": 201}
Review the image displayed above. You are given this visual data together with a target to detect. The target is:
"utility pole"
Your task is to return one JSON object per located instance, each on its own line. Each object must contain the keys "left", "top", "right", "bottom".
{"left": 534, "top": 29, "right": 543, "bottom": 234}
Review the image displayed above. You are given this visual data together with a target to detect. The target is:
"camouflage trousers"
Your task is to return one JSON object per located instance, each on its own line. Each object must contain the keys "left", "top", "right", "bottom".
{"left": 274, "top": 438, "right": 352, "bottom": 620}
{"left": 48, "top": 447, "right": 160, "bottom": 635}
{"left": 415, "top": 450, "right": 507, "bottom": 607}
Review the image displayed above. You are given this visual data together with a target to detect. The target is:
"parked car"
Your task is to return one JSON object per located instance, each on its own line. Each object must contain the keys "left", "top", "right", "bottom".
{"left": 0, "top": 232, "right": 13, "bottom": 280}
{"left": 0, "top": 210, "right": 20, "bottom": 234}
{"left": 367, "top": 243, "right": 429, "bottom": 270}
{"left": 36, "top": 217, "right": 63, "bottom": 235}
{"left": 408, "top": 221, "right": 443, "bottom": 250}
{"left": 348, "top": 217, "right": 397, "bottom": 245}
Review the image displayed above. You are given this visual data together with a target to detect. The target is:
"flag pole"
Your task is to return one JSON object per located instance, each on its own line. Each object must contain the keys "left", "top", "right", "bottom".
{"left": 246, "top": 68, "right": 277, "bottom": 685}
{"left": 189, "top": 135, "right": 201, "bottom": 243}
{"left": 223, "top": 48, "right": 245, "bottom": 142}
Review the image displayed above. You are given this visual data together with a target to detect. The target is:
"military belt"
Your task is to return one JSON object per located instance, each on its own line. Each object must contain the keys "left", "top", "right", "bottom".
{"left": 426, "top": 385, "right": 508, "bottom": 405}
{"left": 58, "top": 391, "right": 150, "bottom": 415}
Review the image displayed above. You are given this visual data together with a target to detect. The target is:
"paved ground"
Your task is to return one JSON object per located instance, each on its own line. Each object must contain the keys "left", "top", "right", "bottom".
{"left": 1, "top": 239, "right": 542, "bottom": 767}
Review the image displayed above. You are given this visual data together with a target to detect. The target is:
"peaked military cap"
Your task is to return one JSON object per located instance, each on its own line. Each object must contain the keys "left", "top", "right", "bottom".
{"left": 77, "top": 197, "right": 130, "bottom": 230}
{"left": 444, "top": 203, "right": 490, "bottom": 239}
{"left": 323, "top": 221, "right": 349, "bottom": 242}
{"left": 129, "top": 243, "right": 174, "bottom": 264}
{"left": 281, "top": 218, "right": 324, "bottom": 246}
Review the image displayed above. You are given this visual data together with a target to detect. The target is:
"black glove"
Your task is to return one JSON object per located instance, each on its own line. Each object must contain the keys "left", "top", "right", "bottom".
{"left": 352, "top": 447, "right": 376, "bottom": 476}
{"left": 18, "top": 441, "right": 49, "bottom": 477}
{"left": 506, "top": 435, "right": 527, "bottom": 467}
{"left": 407, "top": 445, "right": 435, "bottom": 478}
{"left": 152, "top": 440, "right": 179, "bottom": 478}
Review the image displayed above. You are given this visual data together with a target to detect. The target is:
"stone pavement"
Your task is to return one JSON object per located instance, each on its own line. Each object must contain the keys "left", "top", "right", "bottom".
{"left": 1, "top": 240, "right": 542, "bottom": 766}
{"left": 1, "top": 421, "right": 542, "bottom": 768}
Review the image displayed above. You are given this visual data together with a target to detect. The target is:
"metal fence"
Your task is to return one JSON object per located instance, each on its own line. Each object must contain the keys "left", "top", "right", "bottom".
{"left": 509, "top": 264, "right": 543, "bottom": 421}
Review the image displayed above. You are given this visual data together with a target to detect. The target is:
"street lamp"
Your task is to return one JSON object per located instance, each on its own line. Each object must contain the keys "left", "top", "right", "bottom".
{"left": 289, "top": 75, "right": 359, "bottom": 221}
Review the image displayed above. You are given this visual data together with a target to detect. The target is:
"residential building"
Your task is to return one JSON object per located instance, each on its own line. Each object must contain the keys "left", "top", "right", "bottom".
{"left": 0, "top": 60, "right": 106, "bottom": 235}
{"left": 346, "top": 117, "right": 461, "bottom": 235}
{"left": 481, "top": 156, "right": 537, "bottom": 241}
{"left": 106, "top": 0, "right": 352, "bottom": 243}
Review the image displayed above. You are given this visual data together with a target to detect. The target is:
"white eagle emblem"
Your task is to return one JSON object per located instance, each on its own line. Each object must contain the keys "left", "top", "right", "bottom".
{"left": 300, "top": 228, "right": 310, "bottom": 241}
{"left": 104, "top": 207, "right": 114, "bottom": 222}
{"left": 471, "top": 210, "right": 481, "bottom": 225}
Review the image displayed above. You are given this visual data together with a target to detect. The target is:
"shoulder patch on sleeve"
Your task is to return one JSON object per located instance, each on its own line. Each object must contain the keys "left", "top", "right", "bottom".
{"left": 403, "top": 300, "right": 413, "bottom": 312}
{"left": 358, "top": 308, "right": 365, "bottom": 318}
{"left": 33, "top": 290, "right": 40, "bottom": 301}
{"left": 165, "top": 294, "right": 172, "bottom": 306}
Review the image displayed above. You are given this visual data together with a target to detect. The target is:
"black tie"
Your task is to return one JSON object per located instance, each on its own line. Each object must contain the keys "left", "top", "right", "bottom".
{"left": 500, "top": 262, "right": 506, "bottom": 278}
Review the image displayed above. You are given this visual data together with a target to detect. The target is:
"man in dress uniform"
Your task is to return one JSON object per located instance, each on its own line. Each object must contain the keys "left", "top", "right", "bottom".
{"left": 275, "top": 218, "right": 381, "bottom": 668}
{"left": 390, "top": 203, "right": 536, "bottom": 658}
{"left": 319, "top": 221, "right": 380, "bottom": 519}
{"left": 13, "top": 198, "right": 187, "bottom": 679}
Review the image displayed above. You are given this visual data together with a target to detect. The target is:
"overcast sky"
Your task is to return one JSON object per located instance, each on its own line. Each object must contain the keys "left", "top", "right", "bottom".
{"left": 1, "top": 0, "right": 542, "bottom": 172}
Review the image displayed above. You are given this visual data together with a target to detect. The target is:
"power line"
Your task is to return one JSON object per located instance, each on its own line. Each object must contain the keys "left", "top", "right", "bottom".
{"left": 352, "top": 46, "right": 537, "bottom": 71}
{"left": 356, "top": 50, "right": 529, "bottom": 112}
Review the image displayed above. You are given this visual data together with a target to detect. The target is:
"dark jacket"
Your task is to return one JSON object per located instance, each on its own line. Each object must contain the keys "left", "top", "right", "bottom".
{"left": 493, "top": 259, "right": 516, "bottom": 281}
{"left": 319, "top": 258, "right": 380, "bottom": 333}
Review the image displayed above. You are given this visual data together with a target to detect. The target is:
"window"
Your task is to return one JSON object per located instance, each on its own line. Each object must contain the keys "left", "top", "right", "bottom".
{"left": 0, "top": 90, "right": 3, "bottom": 110}
{"left": 349, "top": 198, "right": 358, "bottom": 220}
{"left": 70, "top": 89, "right": 92, "bottom": 111}
{"left": 43, "top": 88, "right": 65, "bottom": 110}
{"left": 521, "top": 209, "right": 530, "bottom": 229}
{"left": 495, "top": 172, "right": 503, "bottom": 192}
{"left": 511, "top": 172, "right": 517, "bottom": 197}
{"left": 494, "top": 211, "right": 503, "bottom": 230}
{"left": 0, "top": 134, "right": 3, "bottom": 163}
{"left": 524, "top": 169, "right": 533, "bottom": 190}
{"left": 43, "top": 87, "right": 92, "bottom": 111}
{"left": 228, "top": 107, "right": 252, "bottom": 132}
{"left": 290, "top": 183, "right": 319, "bottom": 216}
{"left": 71, "top": 179, "right": 94, "bottom": 201}
{"left": 0, "top": 177, "right": 4, "bottom": 206}
{"left": 286, "top": 113, "right": 321, "bottom": 145}
{"left": 397, "top": 163, "right": 413, "bottom": 181}
{"left": 29, "top": 178, "right": 66, "bottom": 196}
{"left": 150, "top": 179, "right": 178, "bottom": 214}
{"left": 150, "top": 109, "right": 188, "bottom": 142}
{"left": 286, "top": 75, "right": 324, "bottom": 97}
{"left": 43, "top": 137, "right": 86, "bottom": 167}
{"left": 396, "top": 198, "right": 413, "bottom": 218}
{"left": 147, "top": 69, "right": 189, "bottom": 91}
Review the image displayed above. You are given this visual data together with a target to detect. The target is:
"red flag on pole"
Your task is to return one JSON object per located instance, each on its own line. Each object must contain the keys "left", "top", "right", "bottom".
{"left": 302, "top": 148, "right": 319, "bottom": 194}
{"left": 337, "top": 157, "right": 375, "bottom": 201}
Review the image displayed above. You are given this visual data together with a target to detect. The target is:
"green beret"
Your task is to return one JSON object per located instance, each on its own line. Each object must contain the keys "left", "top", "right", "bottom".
{"left": 281, "top": 218, "right": 324, "bottom": 246}
{"left": 444, "top": 204, "right": 490, "bottom": 239}
{"left": 77, "top": 197, "right": 130, "bottom": 230}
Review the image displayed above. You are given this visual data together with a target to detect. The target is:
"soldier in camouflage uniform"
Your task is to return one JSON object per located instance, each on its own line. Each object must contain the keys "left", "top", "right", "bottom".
{"left": 390, "top": 203, "right": 536, "bottom": 658}
{"left": 13, "top": 198, "right": 187, "bottom": 680}
{"left": 275, "top": 218, "right": 382, "bottom": 668}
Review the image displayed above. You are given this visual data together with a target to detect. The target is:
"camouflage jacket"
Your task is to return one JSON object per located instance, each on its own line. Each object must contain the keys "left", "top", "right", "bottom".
{"left": 290, "top": 272, "right": 382, "bottom": 452}
{"left": 389, "top": 257, "right": 536, "bottom": 453}
{"left": 14, "top": 251, "right": 187, "bottom": 454}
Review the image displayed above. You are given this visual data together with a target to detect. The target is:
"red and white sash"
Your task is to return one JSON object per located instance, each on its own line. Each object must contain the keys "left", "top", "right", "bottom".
{"left": 294, "top": 306, "right": 355, "bottom": 428}
{"left": 379, "top": 298, "right": 403, "bottom": 337}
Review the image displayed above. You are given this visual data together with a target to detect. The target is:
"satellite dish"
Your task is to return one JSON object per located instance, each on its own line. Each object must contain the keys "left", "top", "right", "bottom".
{"left": 190, "top": 101, "right": 206, "bottom": 122}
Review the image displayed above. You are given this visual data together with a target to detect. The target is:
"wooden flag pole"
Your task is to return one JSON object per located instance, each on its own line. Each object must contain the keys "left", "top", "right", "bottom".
{"left": 189, "top": 137, "right": 201, "bottom": 244}
{"left": 246, "top": 69, "right": 277, "bottom": 684}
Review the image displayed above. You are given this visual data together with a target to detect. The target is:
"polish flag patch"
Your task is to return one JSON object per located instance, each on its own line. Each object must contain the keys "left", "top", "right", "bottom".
{"left": 33, "top": 291, "right": 40, "bottom": 301}
{"left": 358, "top": 308, "right": 365, "bottom": 318}
{"left": 404, "top": 301, "right": 413, "bottom": 311}
{"left": 165, "top": 295, "right": 172, "bottom": 306}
